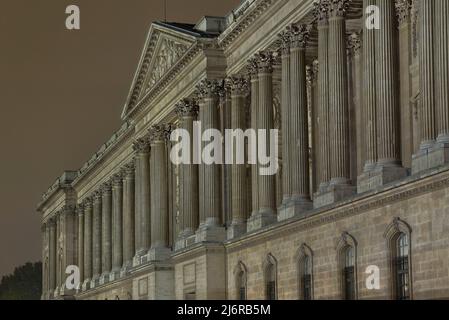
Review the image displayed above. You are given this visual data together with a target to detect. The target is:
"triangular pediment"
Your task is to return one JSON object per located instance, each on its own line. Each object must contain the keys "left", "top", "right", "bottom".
{"left": 122, "top": 22, "right": 202, "bottom": 119}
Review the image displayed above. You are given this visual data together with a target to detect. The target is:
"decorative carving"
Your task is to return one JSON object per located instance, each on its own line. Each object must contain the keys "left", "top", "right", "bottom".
{"left": 146, "top": 38, "right": 189, "bottom": 91}
{"left": 328, "top": 0, "right": 350, "bottom": 18}
{"left": 148, "top": 124, "right": 172, "bottom": 143}
{"left": 133, "top": 137, "right": 150, "bottom": 153}
{"left": 76, "top": 204, "right": 84, "bottom": 216}
{"left": 83, "top": 197, "right": 93, "bottom": 209}
{"left": 246, "top": 58, "right": 259, "bottom": 78}
{"left": 255, "top": 50, "right": 274, "bottom": 73}
{"left": 347, "top": 32, "right": 362, "bottom": 58}
{"left": 288, "top": 23, "right": 311, "bottom": 49}
{"left": 395, "top": 0, "right": 412, "bottom": 26}
{"left": 196, "top": 79, "right": 224, "bottom": 99}
{"left": 313, "top": 0, "right": 331, "bottom": 24}
{"left": 225, "top": 76, "right": 249, "bottom": 96}
{"left": 93, "top": 190, "right": 102, "bottom": 201}
{"left": 100, "top": 181, "right": 112, "bottom": 195}
{"left": 278, "top": 30, "right": 291, "bottom": 55}
{"left": 175, "top": 98, "right": 199, "bottom": 118}
{"left": 123, "top": 161, "right": 136, "bottom": 177}
{"left": 112, "top": 173, "right": 123, "bottom": 187}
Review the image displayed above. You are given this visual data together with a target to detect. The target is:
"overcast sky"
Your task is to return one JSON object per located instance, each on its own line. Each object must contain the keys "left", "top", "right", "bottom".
{"left": 0, "top": 0, "right": 240, "bottom": 278}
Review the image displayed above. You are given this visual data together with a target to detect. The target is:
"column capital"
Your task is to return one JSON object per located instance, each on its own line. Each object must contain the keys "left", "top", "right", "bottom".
{"left": 255, "top": 50, "right": 274, "bottom": 73}
{"left": 112, "top": 173, "right": 123, "bottom": 187}
{"left": 83, "top": 197, "right": 93, "bottom": 209}
{"left": 48, "top": 217, "right": 57, "bottom": 228}
{"left": 287, "top": 23, "right": 312, "bottom": 49}
{"left": 395, "top": 0, "right": 412, "bottom": 26}
{"left": 347, "top": 32, "right": 362, "bottom": 58}
{"left": 100, "top": 181, "right": 112, "bottom": 195}
{"left": 76, "top": 204, "right": 84, "bottom": 216}
{"left": 148, "top": 124, "right": 172, "bottom": 143}
{"left": 196, "top": 79, "right": 223, "bottom": 99}
{"left": 306, "top": 60, "right": 319, "bottom": 86}
{"left": 93, "top": 190, "right": 102, "bottom": 202}
{"left": 328, "top": 0, "right": 350, "bottom": 18}
{"left": 225, "top": 76, "right": 249, "bottom": 96}
{"left": 246, "top": 58, "right": 259, "bottom": 79}
{"left": 123, "top": 161, "right": 136, "bottom": 178}
{"left": 278, "top": 31, "right": 291, "bottom": 56}
{"left": 313, "top": 0, "right": 330, "bottom": 25}
{"left": 133, "top": 137, "right": 150, "bottom": 153}
{"left": 175, "top": 98, "right": 199, "bottom": 118}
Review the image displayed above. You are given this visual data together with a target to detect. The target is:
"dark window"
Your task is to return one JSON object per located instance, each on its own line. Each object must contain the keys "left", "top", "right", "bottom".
{"left": 343, "top": 247, "right": 356, "bottom": 300}
{"left": 237, "top": 270, "right": 247, "bottom": 300}
{"left": 395, "top": 233, "right": 410, "bottom": 300}
{"left": 265, "top": 263, "right": 276, "bottom": 300}
{"left": 302, "top": 255, "right": 312, "bottom": 300}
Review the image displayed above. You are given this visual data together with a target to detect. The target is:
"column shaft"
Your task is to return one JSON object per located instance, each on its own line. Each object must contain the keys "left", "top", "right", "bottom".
{"left": 49, "top": 219, "right": 56, "bottom": 293}
{"left": 419, "top": 0, "right": 436, "bottom": 148}
{"left": 376, "top": 0, "right": 401, "bottom": 166}
{"left": 290, "top": 25, "right": 311, "bottom": 204}
{"left": 123, "top": 163, "right": 135, "bottom": 267}
{"left": 328, "top": 11, "right": 351, "bottom": 185}
{"left": 83, "top": 201, "right": 93, "bottom": 281}
{"left": 257, "top": 52, "right": 276, "bottom": 214}
{"left": 249, "top": 65, "right": 260, "bottom": 215}
{"left": 317, "top": 21, "right": 331, "bottom": 188}
{"left": 77, "top": 208, "right": 84, "bottom": 284}
{"left": 436, "top": 0, "right": 449, "bottom": 141}
{"left": 112, "top": 176, "right": 123, "bottom": 272}
{"left": 92, "top": 194, "right": 102, "bottom": 279}
{"left": 101, "top": 183, "right": 112, "bottom": 274}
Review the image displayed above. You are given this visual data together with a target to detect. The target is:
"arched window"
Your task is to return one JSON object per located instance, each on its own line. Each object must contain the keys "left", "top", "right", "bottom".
{"left": 234, "top": 261, "right": 247, "bottom": 300}
{"left": 395, "top": 233, "right": 410, "bottom": 300}
{"left": 384, "top": 218, "right": 412, "bottom": 300}
{"left": 336, "top": 232, "right": 357, "bottom": 300}
{"left": 343, "top": 246, "right": 356, "bottom": 300}
{"left": 263, "top": 254, "right": 277, "bottom": 300}
{"left": 297, "top": 244, "right": 313, "bottom": 300}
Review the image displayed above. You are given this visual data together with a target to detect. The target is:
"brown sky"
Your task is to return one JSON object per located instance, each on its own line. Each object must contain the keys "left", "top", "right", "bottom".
{"left": 0, "top": 0, "right": 240, "bottom": 278}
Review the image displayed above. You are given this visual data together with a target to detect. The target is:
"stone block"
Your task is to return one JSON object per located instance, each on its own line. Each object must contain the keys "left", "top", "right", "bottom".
{"left": 313, "top": 184, "right": 355, "bottom": 208}
{"left": 246, "top": 211, "right": 276, "bottom": 232}
{"left": 357, "top": 165, "right": 408, "bottom": 193}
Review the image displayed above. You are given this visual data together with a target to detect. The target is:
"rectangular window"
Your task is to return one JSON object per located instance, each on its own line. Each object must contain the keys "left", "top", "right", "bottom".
{"left": 303, "top": 274, "right": 312, "bottom": 300}
{"left": 344, "top": 266, "right": 355, "bottom": 300}
{"left": 266, "top": 281, "right": 276, "bottom": 300}
{"left": 396, "top": 257, "right": 410, "bottom": 300}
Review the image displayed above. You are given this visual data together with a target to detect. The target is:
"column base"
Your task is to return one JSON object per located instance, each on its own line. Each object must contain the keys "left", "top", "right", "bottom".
{"left": 246, "top": 209, "right": 276, "bottom": 233}
{"left": 357, "top": 165, "right": 408, "bottom": 193}
{"left": 99, "top": 272, "right": 110, "bottom": 285}
{"left": 175, "top": 234, "right": 196, "bottom": 250}
{"left": 146, "top": 246, "right": 172, "bottom": 262}
{"left": 412, "top": 142, "right": 449, "bottom": 175}
{"left": 313, "top": 184, "right": 355, "bottom": 209}
{"left": 109, "top": 269, "right": 122, "bottom": 282}
{"left": 120, "top": 264, "right": 132, "bottom": 278}
{"left": 90, "top": 275, "right": 100, "bottom": 288}
{"left": 278, "top": 199, "right": 312, "bottom": 222}
{"left": 195, "top": 223, "right": 226, "bottom": 243}
{"left": 81, "top": 279, "right": 91, "bottom": 292}
{"left": 133, "top": 250, "right": 148, "bottom": 267}
{"left": 227, "top": 222, "right": 247, "bottom": 239}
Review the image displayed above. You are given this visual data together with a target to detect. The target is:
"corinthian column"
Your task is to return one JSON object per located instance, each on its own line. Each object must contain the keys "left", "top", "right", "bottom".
{"left": 175, "top": 99, "right": 199, "bottom": 244}
{"left": 132, "top": 138, "right": 151, "bottom": 263}
{"left": 328, "top": 0, "right": 351, "bottom": 185}
{"left": 363, "top": 0, "right": 378, "bottom": 172}
{"left": 195, "top": 79, "right": 226, "bottom": 242}
{"left": 76, "top": 205, "right": 84, "bottom": 288}
{"left": 91, "top": 191, "right": 102, "bottom": 285}
{"left": 419, "top": 0, "right": 436, "bottom": 149}
{"left": 226, "top": 76, "right": 249, "bottom": 238}
{"left": 147, "top": 124, "right": 171, "bottom": 260}
{"left": 247, "top": 59, "right": 259, "bottom": 218}
{"left": 122, "top": 161, "right": 135, "bottom": 269}
{"left": 247, "top": 51, "right": 277, "bottom": 231}
{"left": 100, "top": 182, "right": 112, "bottom": 282}
{"left": 435, "top": 0, "right": 449, "bottom": 143}
{"left": 315, "top": 1, "right": 331, "bottom": 191}
{"left": 48, "top": 218, "right": 56, "bottom": 296}
{"left": 111, "top": 174, "right": 123, "bottom": 277}
{"left": 82, "top": 198, "right": 93, "bottom": 290}
{"left": 279, "top": 32, "right": 292, "bottom": 206}
{"left": 288, "top": 23, "right": 312, "bottom": 214}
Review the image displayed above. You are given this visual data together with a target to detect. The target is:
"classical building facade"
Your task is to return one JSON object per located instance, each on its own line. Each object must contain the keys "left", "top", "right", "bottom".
{"left": 38, "top": 0, "right": 449, "bottom": 300}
